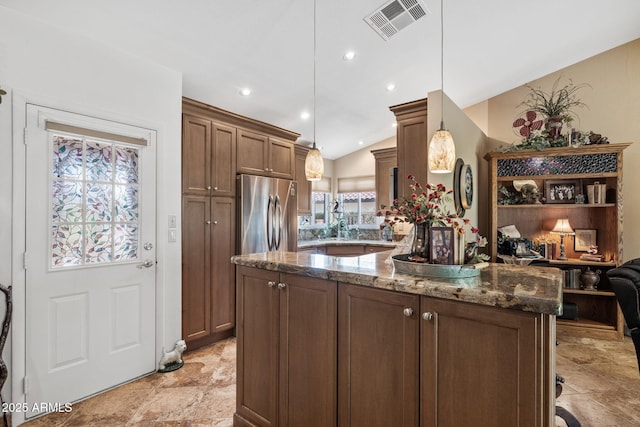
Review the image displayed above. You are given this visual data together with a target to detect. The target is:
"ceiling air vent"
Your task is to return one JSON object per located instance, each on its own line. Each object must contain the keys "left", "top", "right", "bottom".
{"left": 364, "top": 0, "right": 430, "bottom": 41}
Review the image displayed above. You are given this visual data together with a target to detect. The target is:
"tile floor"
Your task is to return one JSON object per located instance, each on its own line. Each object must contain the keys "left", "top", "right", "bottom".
{"left": 21, "top": 333, "right": 639, "bottom": 427}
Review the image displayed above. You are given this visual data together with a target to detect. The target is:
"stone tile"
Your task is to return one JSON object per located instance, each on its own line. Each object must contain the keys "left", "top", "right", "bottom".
{"left": 21, "top": 335, "right": 640, "bottom": 426}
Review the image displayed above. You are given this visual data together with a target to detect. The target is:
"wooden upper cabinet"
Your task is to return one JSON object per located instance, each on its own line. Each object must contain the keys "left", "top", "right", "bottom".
{"left": 237, "top": 128, "right": 269, "bottom": 176}
{"left": 371, "top": 147, "right": 397, "bottom": 210}
{"left": 182, "top": 115, "right": 236, "bottom": 197}
{"left": 390, "top": 98, "right": 428, "bottom": 199}
{"left": 211, "top": 123, "right": 236, "bottom": 196}
{"left": 237, "top": 129, "right": 294, "bottom": 179}
{"left": 182, "top": 115, "right": 212, "bottom": 196}
{"left": 269, "top": 136, "right": 295, "bottom": 180}
{"left": 294, "top": 145, "right": 312, "bottom": 215}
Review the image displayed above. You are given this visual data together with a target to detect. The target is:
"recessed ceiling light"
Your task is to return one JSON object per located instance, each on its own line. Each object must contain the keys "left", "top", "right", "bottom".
{"left": 239, "top": 88, "right": 252, "bottom": 96}
{"left": 392, "top": 122, "right": 398, "bottom": 128}
{"left": 358, "top": 140, "right": 364, "bottom": 145}
{"left": 343, "top": 51, "right": 356, "bottom": 61}
{"left": 386, "top": 83, "right": 396, "bottom": 91}
{"left": 301, "top": 111, "right": 310, "bottom": 120}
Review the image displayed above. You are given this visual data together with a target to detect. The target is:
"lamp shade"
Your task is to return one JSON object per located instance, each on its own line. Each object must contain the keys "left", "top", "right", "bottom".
{"left": 304, "top": 143, "right": 324, "bottom": 181}
{"left": 428, "top": 129, "right": 456, "bottom": 173}
{"left": 551, "top": 218, "right": 575, "bottom": 235}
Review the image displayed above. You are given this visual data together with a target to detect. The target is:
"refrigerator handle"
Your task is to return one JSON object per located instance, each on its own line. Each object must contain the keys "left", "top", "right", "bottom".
{"left": 266, "top": 195, "right": 274, "bottom": 251}
{"left": 274, "top": 195, "right": 282, "bottom": 250}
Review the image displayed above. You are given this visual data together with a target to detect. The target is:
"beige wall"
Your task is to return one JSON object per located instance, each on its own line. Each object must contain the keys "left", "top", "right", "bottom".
{"left": 332, "top": 135, "right": 396, "bottom": 197}
{"left": 466, "top": 38, "right": 640, "bottom": 261}
{"left": 428, "top": 90, "right": 488, "bottom": 237}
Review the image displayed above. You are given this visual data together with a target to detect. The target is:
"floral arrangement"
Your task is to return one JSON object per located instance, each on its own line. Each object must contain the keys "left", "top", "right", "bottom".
{"left": 379, "top": 175, "right": 489, "bottom": 263}
{"left": 380, "top": 174, "right": 454, "bottom": 226}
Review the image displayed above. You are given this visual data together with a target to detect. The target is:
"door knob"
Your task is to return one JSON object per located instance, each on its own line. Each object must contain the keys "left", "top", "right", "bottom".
{"left": 277, "top": 282, "right": 286, "bottom": 289}
{"left": 267, "top": 281, "right": 276, "bottom": 287}
{"left": 137, "top": 260, "right": 155, "bottom": 269}
{"left": 403, "top": 308, "right": 414, "bottom": 317}
{"left": 143, "top": 242, "right": 153, "bottom": 251}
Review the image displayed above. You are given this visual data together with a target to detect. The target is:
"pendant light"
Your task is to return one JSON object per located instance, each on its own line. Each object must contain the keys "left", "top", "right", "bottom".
{"left": 305, "top": 0, "right": 324, "bottom": 181}
{"left": 428, "top": 0, "right": 456, "bottom": 174}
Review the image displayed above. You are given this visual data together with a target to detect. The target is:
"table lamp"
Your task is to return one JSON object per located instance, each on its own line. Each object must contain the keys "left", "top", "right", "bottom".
{"left": 550, "top": 219, "right": 575, "bottom": 260}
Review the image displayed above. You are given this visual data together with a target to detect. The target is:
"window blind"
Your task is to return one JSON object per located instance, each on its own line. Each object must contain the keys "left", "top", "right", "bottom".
{"left": 337, "top": 176, "right": 375, "bottom": 193}
{"left": 46, "top": 121, "right": 148, "bottom": 146}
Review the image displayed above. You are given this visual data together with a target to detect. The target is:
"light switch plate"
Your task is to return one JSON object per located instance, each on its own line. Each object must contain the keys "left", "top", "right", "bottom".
{"left": 168, "top": 215, "right": 177, "bottom": 228}
{"left": 168, "top": 229, "right": 177, "bottom": 242}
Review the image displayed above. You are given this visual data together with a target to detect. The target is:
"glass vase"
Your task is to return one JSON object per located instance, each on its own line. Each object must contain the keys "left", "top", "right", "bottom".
{"left": 411, "top": 222, "right": 430, "bottom": 260}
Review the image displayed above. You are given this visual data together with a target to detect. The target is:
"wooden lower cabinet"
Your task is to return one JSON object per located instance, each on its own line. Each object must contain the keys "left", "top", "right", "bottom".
{"left": 235, "top": 270, "right": 553, "bottom": 427}
{"left": 235, "top": 266, "right": 337, "bottom": 427}
{"left": 338, "top": 284, "right": 419, "bottom": 427}
{"left": 420, "top": 297, "right": 553, "bottom": 427}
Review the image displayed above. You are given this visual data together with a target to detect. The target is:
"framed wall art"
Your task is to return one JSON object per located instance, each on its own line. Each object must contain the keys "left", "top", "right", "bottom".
{"left": 545, "top": 179, "right": 580, "bottom": 204}
{"left": 574, "top": 228, "right": 597, "bottom": 252}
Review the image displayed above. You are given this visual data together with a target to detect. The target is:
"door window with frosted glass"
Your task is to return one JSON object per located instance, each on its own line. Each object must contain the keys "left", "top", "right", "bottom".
{"left": 51, "top": 134, "right": 140, "bottom": 268}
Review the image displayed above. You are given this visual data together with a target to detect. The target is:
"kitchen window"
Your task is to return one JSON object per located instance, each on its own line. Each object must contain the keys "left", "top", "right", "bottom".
{"left": 337, "top": 175, "right": 377, "bottom": 228}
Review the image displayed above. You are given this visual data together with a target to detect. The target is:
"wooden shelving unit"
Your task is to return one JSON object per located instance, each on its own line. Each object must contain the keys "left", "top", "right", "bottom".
{"left": 485, "top": 143, "right": 631, "bottom": 341}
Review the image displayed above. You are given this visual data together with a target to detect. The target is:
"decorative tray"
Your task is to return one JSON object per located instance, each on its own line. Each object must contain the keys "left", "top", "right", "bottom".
{"left": 391, "top": 254, "right": 487, "bottom": 278}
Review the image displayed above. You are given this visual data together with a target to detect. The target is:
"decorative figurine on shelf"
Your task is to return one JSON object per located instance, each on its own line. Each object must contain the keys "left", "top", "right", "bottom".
{"left": 158, "top": 339, "right": 187, "bottom": 373}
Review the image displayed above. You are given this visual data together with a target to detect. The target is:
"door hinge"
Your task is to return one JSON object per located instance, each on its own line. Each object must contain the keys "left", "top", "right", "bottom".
{"left": 23, "top": 128, "right": 29, "bottom": 145}
{"left": 23, "top": 252, "right": 28, "bottom": 270}
{"left": 23, "top": 376, "right": 28, "bottom": 395}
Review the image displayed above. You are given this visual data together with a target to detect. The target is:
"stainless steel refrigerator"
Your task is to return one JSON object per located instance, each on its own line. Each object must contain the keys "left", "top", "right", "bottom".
{"left": 237, "top": 174, "right": 298, "bottom": 254}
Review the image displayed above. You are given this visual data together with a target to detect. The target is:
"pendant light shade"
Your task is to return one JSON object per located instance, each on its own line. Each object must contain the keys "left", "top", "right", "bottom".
{"left": 305, "top": 142, "right": 324, "bottom": 181}
{"left": 428, "top": 0, "right": 456, "bottom": 174}
{"left": 305, "top": 0, "right": 324, "bottom": 181}
{"left": 428, "top": 126, "right": 456, "bottom": 173}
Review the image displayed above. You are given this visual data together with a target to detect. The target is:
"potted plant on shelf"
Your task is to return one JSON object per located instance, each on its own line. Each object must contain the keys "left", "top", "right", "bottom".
{"left": 516, "top": 77, "right": 589, "bottom": 145}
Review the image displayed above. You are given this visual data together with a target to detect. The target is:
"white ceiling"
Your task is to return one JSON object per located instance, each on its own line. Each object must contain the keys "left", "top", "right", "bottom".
{"left": 2, "top": 0, "right": 640, "bottom": 159}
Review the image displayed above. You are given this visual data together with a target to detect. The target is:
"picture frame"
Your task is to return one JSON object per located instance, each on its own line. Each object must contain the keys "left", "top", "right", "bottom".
{"left": 430, "top": 226, "right": 454, "bottom": 265}
{"left": 574, "top": 228, "right": 597, "bottom": 252}
{"left": 545, "top": 179, "right": 580, "bottom": 204}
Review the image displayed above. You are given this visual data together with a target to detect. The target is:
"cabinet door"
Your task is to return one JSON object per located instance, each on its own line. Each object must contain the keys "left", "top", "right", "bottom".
{"left": 182, "top": 115, "right": 211, "bottom": 195}
{"left": 211, "top": 123, "right": 236, "bottom": 196}
{"left": 325, "top": 245, "right": 366, "bottom": 256}
{"left": 396, "top": 115, "right": 427, "bottom": 199}
{"left": 279, "top": 273, "right": 337, "bottom": 427}
{"left": 294, "top": 145, "right": 311, "bottom": 215}
{"left": 338, "top": 284, "right": 419, "bottom": 427}
{"left": 269, "top": 137, "right": 294, "bottom": 180}
{"left": 211, "top": 197, "right": 235, "bottom": 333}
{"left": 236, "top": 266, "right": 280, "bottom": 427}
{"left": 420, "top": 297, "right": 549, "bottom": 427}
{"left": 181, "top": 195, "right": 211, "bottom": 342}
{"left": 237, "top": 128, "right": 269, "bottom": 176}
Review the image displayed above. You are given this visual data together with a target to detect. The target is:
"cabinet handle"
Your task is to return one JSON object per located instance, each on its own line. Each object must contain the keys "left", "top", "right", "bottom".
{"left": 213, "top": 220, "right": 218, "bottom": 225}
{"left": 205, "top": 220, "right": 211, "bottom": 225}
{"left": 278, "top": 282, "right": 286, "bottom": 290}
{"left": 206, "top": 186, "right": 212, "bottom": 190}
{"left": 267, "top": 281, "right": 276, "bottom": 288}
{"left": 422, "top": 312, "right": 434, "bottom": 321}
{"left": 403, "top": 308, "right": 414, "bottom": 317}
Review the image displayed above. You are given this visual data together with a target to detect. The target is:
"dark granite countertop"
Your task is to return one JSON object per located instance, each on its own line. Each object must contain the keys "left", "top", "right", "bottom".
{"left": 231, "top": 251, "right": 563, "bottom": 315}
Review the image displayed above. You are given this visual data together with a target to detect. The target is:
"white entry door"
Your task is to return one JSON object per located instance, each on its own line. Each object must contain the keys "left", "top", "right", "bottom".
{"left": 24, "top": 104, "right": 157, "bottom": 418}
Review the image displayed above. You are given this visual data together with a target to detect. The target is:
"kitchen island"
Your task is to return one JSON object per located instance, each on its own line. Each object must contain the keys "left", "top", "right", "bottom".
{"left": 232, "top": 251, "right": 562, "bottom": 427}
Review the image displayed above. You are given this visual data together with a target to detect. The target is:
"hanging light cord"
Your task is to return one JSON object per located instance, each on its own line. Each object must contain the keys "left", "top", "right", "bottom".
{"left": 313, "top": 0, "right": 317, "bottom": 149}
{"left": 439, "top": 0, "right": 444, "bottom": 130}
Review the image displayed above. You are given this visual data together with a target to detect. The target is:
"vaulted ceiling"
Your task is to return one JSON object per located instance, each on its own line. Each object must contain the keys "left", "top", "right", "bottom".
{"left": 2, "top": 0, "right": 640, "bottom": 159}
